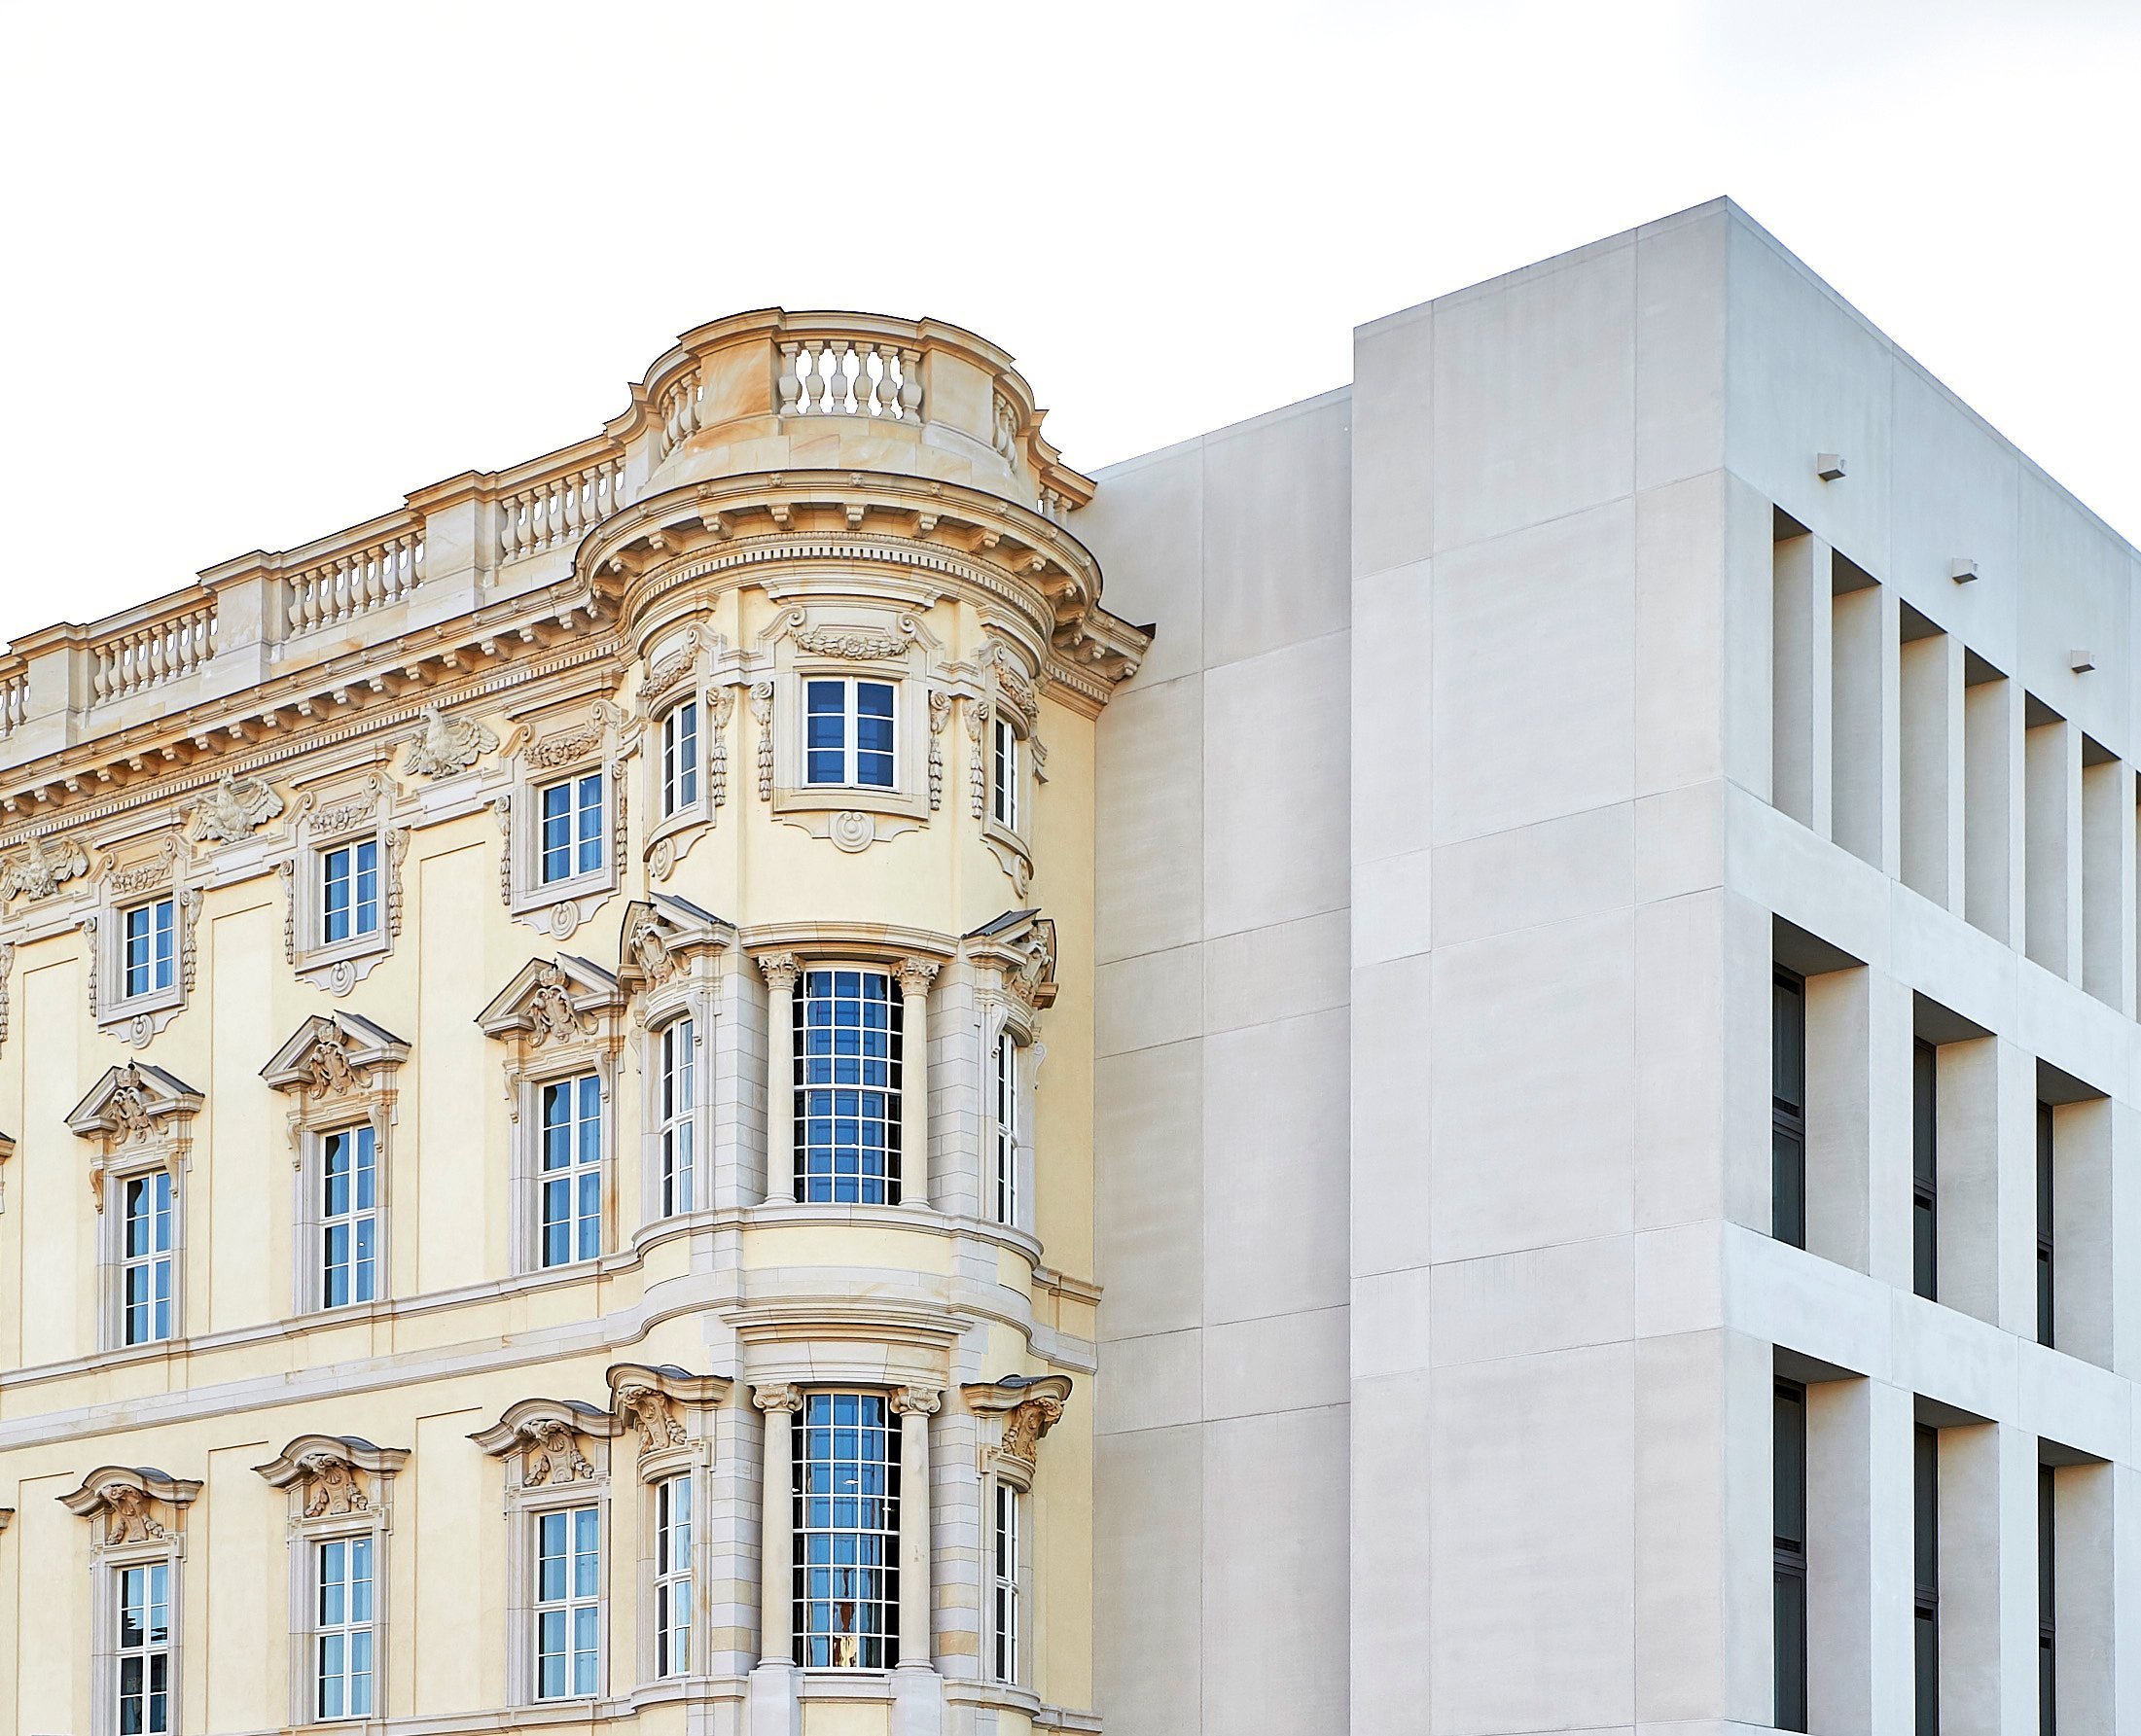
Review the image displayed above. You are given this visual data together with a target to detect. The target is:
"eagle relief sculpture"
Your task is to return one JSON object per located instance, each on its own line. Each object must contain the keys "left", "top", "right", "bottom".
{"left": 402, "top": 705, "right": 498, "bottom": 779}
{"left": 190, "top": 770, "right": 284, "bottom": 844}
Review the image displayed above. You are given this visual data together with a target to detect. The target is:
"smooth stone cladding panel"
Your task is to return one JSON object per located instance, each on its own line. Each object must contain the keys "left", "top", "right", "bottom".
{"left": 1091, "top": 196, "right": 2141, "bottom": 1736}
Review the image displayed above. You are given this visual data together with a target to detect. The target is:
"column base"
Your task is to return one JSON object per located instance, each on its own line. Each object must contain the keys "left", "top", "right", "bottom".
{"left": 890, "top": 1660, "right": 944, "bottom": 1736}
{"left": 748, "top": 1659, "right": 801, "bottom": 1736}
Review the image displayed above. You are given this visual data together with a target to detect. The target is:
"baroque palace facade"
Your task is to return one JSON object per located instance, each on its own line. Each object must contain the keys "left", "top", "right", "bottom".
{"left": 14, "top": 198, "right": 2141, "bottom": 1736}
{"left": 0, "top": 312, "right": 1141, "bottom": 1736}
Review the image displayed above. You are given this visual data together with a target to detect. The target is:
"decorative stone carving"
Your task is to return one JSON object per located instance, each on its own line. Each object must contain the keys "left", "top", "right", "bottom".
{"left": 520, "top": 1418, "right": 595, "bottom": 1485}
{"left": 890, "top": 1385, "right": 942, "bottom": 1418}
{"left": 58, "top": 1467, "right": 201, "bottom": 1545}
{"left": 529, "top": 965, "right": 592, "bottom": 1043}
{"left": 66, "top": 1061, "right": 203, "bottom": 1214}
{"left": 967, "top": 909, "right": 1059, "bottom": 1013}
{"left": 1, "top": 833, "right": 89, "bottom": 902}
{"left": 189, "top": 770, "right": 284, "bottom": 843}
{"left": 750, "top": 682, "right": 774, "bottom": 800}
{"left": 616, "top": 896, "right": 732, "bottom": 1004}
{"left": 757, "top": 951, "right": 801, "bottom": 995}
{"left": 477, "top": 956, "right": 626, "bottom": 1082}
{"left": 640, "top": 628, "right": 701, "bottom": 708}
{"left": 829, "top": 810, "right": 874, "bottom": 853}
{"left": 751, "top": 1381, "right": 803, "bottom": 1415}
{"left": 967, "top": 696, "right": 990, "bottom": 818}
{"left": 568, "top": 1364, "right": 731, "bottom": 1467}
{"left": 794, "top": 626, "right": 906, "bottom": 658}
{"left": 962, "top": 1373, "right": 1073, "bottom": 1487}
{"left": 707, "top": 687, "right": 732, "bottom": 809}
{"left": 0, "top": 940, "right": 13, "bottom": 1053}
{"left": 299, "top": 1452, "right": 370, "bottom": 1518}
{"left": 523, "top": 706, "right": 615, "bottom": 771}
{"left": 470, "top": 1399, "right": 622, "bottom": 1485}
{"left": 261, "top": 1011, "right": 410, "bottom": 1101}
{"left": 402, "top": 704, "right": 498, "bottom": 778}
{"left": 927, "top": 690, "right": 950, "bottom": 809}
{"left": 896, "top": 957, "right": 940, "bottom": 1000}
{"left": 255, "top": 1435, "right": 410, "bottom": 1521}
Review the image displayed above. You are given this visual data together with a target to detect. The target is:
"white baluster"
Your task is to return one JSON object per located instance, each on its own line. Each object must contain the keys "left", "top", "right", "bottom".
{"left": 899, "top": 347, "right": 923, "bottom": 419}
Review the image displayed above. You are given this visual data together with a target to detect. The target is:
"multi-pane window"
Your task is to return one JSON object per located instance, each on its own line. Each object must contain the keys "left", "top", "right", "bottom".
{"left": 320, "top": 841, "right": 378, "bottom": 944}
{"left": 315, "top": 1536, "right": 375, "bottom": 1720}
{"left": 992, "top": 1482, "right": 1021, "bottom": 1684}
{"left": 121, "top": 1171, "right": 175, "bottom": 1345}
{"left": 2039, "top": 1466, "right": 2056, "bottom": 1736}
{"left": 539, "top": 1073, "right": 602, "bottom": 1267}
{"left": 994, "top": 1031, "right": 1018, "bottom": 1226}
{"left": 992, "top": 715, "right": 1019, "bottom": 830}
{"left": 795, "top": 970, "right": 903, "bottom": 1205}
{"left": 534, "top": 1506, "right": 600, "bottom": 1700}
{"left": 2037, "top": 1103, "right": 2055, "bottom": 1348}
{"left": 1773, "top": 1379, "right": 1808, "bottom": 1733}
{"left": 539, "top": 772, "right": 606, "bottom": 885}
{"left": 320, "top": 1124, "right": 378, "bottom": 1308}
{"left": 803, "top": 679, "right": 896, "bottom": 789}
{"left": 657, "top": 1019, "right": 695, "bottom": 1218}
{"left": 1912, "top": 1041, "right": 1939, "bottom": 1300}
{"left": 794, "top": 1391, "right": 899, "bottom": 1669}
{"left": 1772, "top": 969, "right": 1806, "bottom": 1248}
{"left": 116, "top": 1562, "right": 171, "bottom": 1736}
{"left": 1915, "top": 1424, "right": 1940, "bottom": 1736}
{"left": 122, "top": 897, "right": 176, "bottom": 999}
{"left": 660, "top": 702, "right": 699, "bottom": 817}
{"left": 654, "top": 1475, "right": 692, "bottom": 1679}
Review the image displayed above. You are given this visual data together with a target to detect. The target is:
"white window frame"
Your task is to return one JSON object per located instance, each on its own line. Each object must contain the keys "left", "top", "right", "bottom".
{"left": 607, "top": 1363, "right": 728, "bottom": 1691}
{"left": 793, "top": 964, "right": 906, "bottom": 1207}
{"left": 502, "top": 708, "right": 625, "bottom": 941}
{"left": 652, "top": 1014, "right": 699, "bottom": 1220}
{"left": 312, "top": 1121, "right": 381, "bottom": 1312}
{"left": 87, "top": 842, "right": 200, "bottom": 1045}
{"left": 310, "top": 1532, "right": 377, "bottom": 1721}
{"left": 318, "top": 839, "right": 381, "bottom": 948}
{"left": 114, "top": 1555, "right": 176, "bottom": 1736}
{"left": 473, "top": 1399, "right": 623, "bottom": 1710}
{"left": 281, "top": 774, "right": 403, "bottom": 995}
{"left": 992, "top": 1480, "right": 1022, "bottom": 1685}
{"left": 533, "top": 1067, "right": 605, "bottom": 1271}
{"left": 121, "top": 896, "right": 178, "bottom": 1001}
{"left": 70, "top": 1064, "right": 200, "bottom": 1352}
{"left": 537, "top": 770, "right": 608, "bottom": 888}
{"left": 660, "top": 700, "right": 700, "bottom": 819}
{"left": 66, "top": 1470, "right": 199, "bottom": 1736}
{"left": 793, "top": 1389, "right": 902, "bottom": 1670}
{"left": 115, "top": 1165, "right": 178, "bottom": 1348}
{"left": 651, "top": 1473, "right": 692, "bottom": 1680}
{"left": 991, "top": 713, "right": 1020, "bottom": 833}
{"left": 993, "top": 1028, "right": 1021, "bottom": 1228}
{"left": 801, "top": 676, "right": 901, "bottom": 792}
{"left": 533, "top": 1503, "right": 604, "bottom": 1702}
{"left": 765, "top": 613, "right": 942, "bottom": 845}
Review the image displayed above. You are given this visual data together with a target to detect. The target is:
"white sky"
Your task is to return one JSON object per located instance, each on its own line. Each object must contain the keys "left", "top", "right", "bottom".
{"left": 2, "top": 0, "right": 2137, "bottom": 645}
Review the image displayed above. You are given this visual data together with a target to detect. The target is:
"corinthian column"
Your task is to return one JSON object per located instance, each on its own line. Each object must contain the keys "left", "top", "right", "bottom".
{"left": 896, "top": 959, "right": 937, "bottom": 1208}
{"left": 759, "top": 953, "right": 800, "bottom": 1204}
{"left": 752, "top": 1383, "right": 803, "bottom": 1665}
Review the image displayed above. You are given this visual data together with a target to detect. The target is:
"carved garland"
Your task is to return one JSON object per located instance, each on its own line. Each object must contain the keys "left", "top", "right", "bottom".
{"left": 751, "top": 682, "right": 774, "bottom": 801}
{"left": 928, "top": 690, "right": 950, "bottom": 810}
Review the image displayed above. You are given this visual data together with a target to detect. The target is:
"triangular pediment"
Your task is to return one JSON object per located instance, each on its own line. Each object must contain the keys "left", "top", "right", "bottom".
{"left": 618, "top": 895, "right": 734, "bottom": 990}
{"left": 477, "top": 954, "right": 624, "bottom": 1042}
{"left": 261, "top": 1011, "right": 411, "bottom": 1095}
{"left": 65, "top": 1062, "right": 202, "bottom": 1141}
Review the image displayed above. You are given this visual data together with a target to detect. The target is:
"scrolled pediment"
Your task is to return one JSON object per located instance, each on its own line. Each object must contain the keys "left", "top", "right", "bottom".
{"left": 470, "top": 1397, "right": 624, "bottom": 1487}
{"left": 254, "top": 1434, "right": 410, "bottom": 1519}
{"left": 260, "top": 1011, "right": 410, "bottom": 1097}
{"left": 59, "top": 1465, "right": 202, "bottom": 1545}
{"left": 605, "top": 1362, "right": 730, "bottom": 1453}
{"left": 966, "top": 908, "right": 1057, "bottom": 1011}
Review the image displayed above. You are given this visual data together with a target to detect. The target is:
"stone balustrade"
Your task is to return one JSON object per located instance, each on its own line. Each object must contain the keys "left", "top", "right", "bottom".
{"left": 0, "top": 667, "right": 25, "bottom": 739}
{"left": 285, "top": 526, "right": 424, "bottom": 634}
{"left": 91, "top": 594, "right": 218, "bottom": 703}
{"left": 776, "top": 335, "right": 922, "bottom": 421}
{"left": 497, "top": 453, "right": 629, "bottom": 565}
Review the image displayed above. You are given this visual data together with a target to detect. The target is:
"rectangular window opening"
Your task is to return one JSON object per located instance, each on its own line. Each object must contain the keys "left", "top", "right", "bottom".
{"left": 315, "top": 1535, "right": 375, "bottom": 1720}
{"left": 655, "top": 1474, "right": 692, "bottom": 1679}
{"left": 1772, "top": 968, "right": 1806, "bottom": 1248}
{"left": 539, "top": 772, "right": 606, "bottom": 885}
{"left": 122, "top": 897, "right": 177, "bottom": 1000}
{"left": 794, "top": 970, "right": 902, "bottom": 1206}
{"left": 793, "top": 1391, "right": 899, "bottom": 1669}
{"left": 116, "top": 1561, "right": 172, "bottom": 1736}
{"left": 1915, "top": 1424, "right": 1940, "bottom": 1736}
{"left": 320, "top": 1123, "right": 378, "bottom": 1309}
{"left": 538, "top": 1072, "right": 602, "bottom": 1266}
{"left": 1913, "top": 1039, "right": 1939, "bottom": 1301}
{"left": 804, "top": 679, "right": 897, "bottom": 790}
{"left": 658, "top": 1018, "right": 695, "bottom": 1218}
{"left": 1773, "top": 1378, "right": 1808, "bottom": 1733}
{"left": 320, "top": 839, "right": 379, "bottom": 945}
{"left": 661, "top": 701, "right": 699, "bottom": 817}
{"left": 533, "top": 1505, "right": 600, "bottom": 1700}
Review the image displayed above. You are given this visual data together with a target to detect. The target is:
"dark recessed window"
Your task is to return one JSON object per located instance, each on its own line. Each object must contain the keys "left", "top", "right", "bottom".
{"left": 1913, "top": 1042, "right": 1939, "bottom": 1300}
{"left": 2039, "top": 1465, "right": 2056, "bottom": 1736}
{"left": 1772, "top": 970, "right": 1806, "bottom": 1248}
{"left": 1915, "top": 1424, "right": 1940, "bottom": 1736}
{"left": 2037, "top": 1103, "right": 2056, "bottom": 1349}
{"left": 1773, "top": 1379, "right": 1809, "bottom": 1732}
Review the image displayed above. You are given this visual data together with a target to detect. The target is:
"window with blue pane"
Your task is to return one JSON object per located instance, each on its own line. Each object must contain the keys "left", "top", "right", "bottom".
{"left": 658, "top": 1018, "right": 695, "bottom": 1217}
{"left": 320, "top": 840, "right": 378, "bottom": 943}
{"left": 661, "top": 702, "right": 698, "bottom": 816}
{"left": 803, "top": 680, "right": 897, "bottom": 789}
{"left": 316, "top": 1536, "right": 375, "bottom": 1718}
{"left": 794, "top": 970, "right": 903, "bottom": 1204}
{"left": 122, "top": 898, "right": 176, "bottom": 999}
{"left": 116, "top": 1561, "right": 171, "bottom": 1736}
{"left": 539, "top": 1073, "right": 602, "bottom": 1266}
{"left": 121, "top": 1171, "right": 175, "bottom": 1345}
{"left": 534, "top": 1506, "right": 600, "bottom": 1699}
{"left": 320, "top": 1124, "right": 378, "bottom": 1307}
{"left": 539, "top": 773, "right": 605, "bottom": 884}
{"left": 792, "top": 1392, "right": 899, "bottom": 1669}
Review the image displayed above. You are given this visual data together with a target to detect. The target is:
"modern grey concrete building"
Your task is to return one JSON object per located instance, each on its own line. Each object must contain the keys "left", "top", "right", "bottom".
{"left": 1084, "top": 197, "right": 2141, "bottom": 1736}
